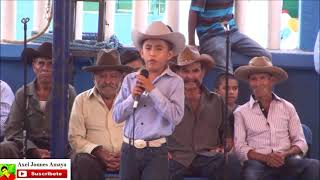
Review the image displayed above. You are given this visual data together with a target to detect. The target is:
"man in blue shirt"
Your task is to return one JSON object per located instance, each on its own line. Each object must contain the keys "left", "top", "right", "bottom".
{"left": 189, "top": 0, "right": 271, "bottom": 74}
{"left": 112, "top": 21, "right": 185, "bottom": 180}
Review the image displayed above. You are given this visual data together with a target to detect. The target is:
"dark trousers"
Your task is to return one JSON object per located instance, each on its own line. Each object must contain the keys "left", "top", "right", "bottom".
{"left": 120, "top": 142, "right": 169, "bottom": 180}
{"left": 71, "top": 153, "right": 107, "bottom": 180}
{"left": 242, "top": 156, "right": 320, "bottom": 180}
{"left": 169, "top": 153, "right": 241, "bottom": 180}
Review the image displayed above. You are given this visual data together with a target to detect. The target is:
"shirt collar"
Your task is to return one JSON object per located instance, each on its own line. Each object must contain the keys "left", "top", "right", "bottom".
{"left": 249, "top": 92, "right": 281, "bottom": 109}
{"left": 129, "top": 66, "right": 176, "bottom": 80}
{"left": 87, "top": 87, "right": 100, "bottom": 99}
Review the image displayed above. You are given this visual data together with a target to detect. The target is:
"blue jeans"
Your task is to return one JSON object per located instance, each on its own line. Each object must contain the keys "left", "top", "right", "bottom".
{"left": 169, "top": 153, "right": 241, "bottom": 180}
{"left": 242, "top": 156, "right": 320, "bottom": 180}
{"left": 120, "top": 142, "right": 169, "bottom": 180}
{"left": 200, "top": 30, "right": 272, "bottom": 73}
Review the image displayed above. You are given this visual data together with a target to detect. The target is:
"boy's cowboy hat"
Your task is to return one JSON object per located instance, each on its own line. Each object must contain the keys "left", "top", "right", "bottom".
{"left": 174, "top": 45, "right": 215, "bottom": 71}
{"left": 82, "top": 49, "right": 133, "bottom": 73}
{"left": 21, "top": 42, "right": 52, "bottom": 64}
{"left": 234, "top": 56, "right": 288, "bottom": 84}
{"left": 132, "top": 21, "right": 185, "bottom": 55}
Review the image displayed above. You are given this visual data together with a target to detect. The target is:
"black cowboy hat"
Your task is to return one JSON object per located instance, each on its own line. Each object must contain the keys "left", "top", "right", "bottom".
{"left": 21, "top": 42, "right": 52, "bottom": 64}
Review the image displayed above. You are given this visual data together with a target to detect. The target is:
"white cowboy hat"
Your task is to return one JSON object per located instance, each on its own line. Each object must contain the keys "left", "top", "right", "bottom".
{"left": 234, "top": 56, "right": 288, "bottom": 84}
{"left": 132, "top": 21, "right": 185, "bottom": 56}
{"left": 173, "top": 45, "right": 215, "bottom": 71}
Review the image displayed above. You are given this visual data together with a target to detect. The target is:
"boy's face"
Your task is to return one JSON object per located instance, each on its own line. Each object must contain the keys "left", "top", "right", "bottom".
{"left": 140, "top": 39, "right": 173, "bottom": 73}
{"left": 217, "top": 79, "right": 239, "bottom": 106}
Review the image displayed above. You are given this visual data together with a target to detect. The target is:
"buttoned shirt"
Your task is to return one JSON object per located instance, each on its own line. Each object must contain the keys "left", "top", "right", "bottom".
{"left": 167, "top": 86, "right": 232, "bottom": 167}
{"left": 0, "top": 80, "right": 14, "bottom": 137}
{"left": 5, "top": 80, "right": 76, "bottom": 150}
{"left": 68, "top": 87, "right": 124, "bottom": 154}
{"left": 234, "top": 93, "right": 308, "bottom": 161}
{"left": 112, "top": 67, "right": 184, "bottom": 140}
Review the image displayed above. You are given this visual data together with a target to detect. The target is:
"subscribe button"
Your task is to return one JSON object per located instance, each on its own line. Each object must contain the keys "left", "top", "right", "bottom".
{"left": 17, "top": 169, "right": 67, "bottom": 178}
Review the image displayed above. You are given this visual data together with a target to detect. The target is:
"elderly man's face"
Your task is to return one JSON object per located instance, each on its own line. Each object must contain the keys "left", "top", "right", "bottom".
{"left": 248, "top": 73, "right": 275, "bottom": 98}
{"left": 94, "top": 70, "right": 123, "bottom": 99}
{"left": 177, "top": 62, "right": 205, "bottom": 89}
{"left": 32, "top": 57, "right": 52, "bottom": 85}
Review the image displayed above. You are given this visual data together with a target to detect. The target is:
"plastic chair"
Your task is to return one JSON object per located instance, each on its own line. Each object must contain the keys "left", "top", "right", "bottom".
{"left": 302, "top": 123, "right": 312, "bottom": 158}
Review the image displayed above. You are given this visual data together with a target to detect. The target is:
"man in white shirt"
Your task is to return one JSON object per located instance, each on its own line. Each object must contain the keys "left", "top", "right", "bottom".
{"left": 68, "top": 49, "right": 132, "bottom": 180}
{"left": 234, "top": 56, "right": 319, "bottom": 180}
{"left": 0, "top": 80, "right": 14, "bottom": 141}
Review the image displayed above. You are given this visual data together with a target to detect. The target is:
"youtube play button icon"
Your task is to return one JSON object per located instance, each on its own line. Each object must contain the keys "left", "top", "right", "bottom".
{"left": 17, "top": 169, "right": 67, "bottom": 178}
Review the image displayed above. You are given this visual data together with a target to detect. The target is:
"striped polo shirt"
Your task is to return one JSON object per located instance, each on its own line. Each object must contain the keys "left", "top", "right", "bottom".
{"left": 190, "top": 0, "right": 238, "bottom": 39}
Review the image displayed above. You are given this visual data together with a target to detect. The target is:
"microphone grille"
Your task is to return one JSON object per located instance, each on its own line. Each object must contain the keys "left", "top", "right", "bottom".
{"left": 140, "top": 69, "right": 149, "bottom": 78}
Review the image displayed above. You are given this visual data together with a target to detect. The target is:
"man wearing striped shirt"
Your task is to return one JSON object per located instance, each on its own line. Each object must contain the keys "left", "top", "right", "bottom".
{"left": 189, "top": 0, "right": 271, "bottom": 73}
{"left": 234, "top": 56, "right": 319, "bottom": 180}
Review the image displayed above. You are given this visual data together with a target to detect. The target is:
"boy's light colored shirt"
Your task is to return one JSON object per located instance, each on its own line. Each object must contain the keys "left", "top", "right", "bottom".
{"left": 112, "top": 67, "right": 184, "bottom": 140}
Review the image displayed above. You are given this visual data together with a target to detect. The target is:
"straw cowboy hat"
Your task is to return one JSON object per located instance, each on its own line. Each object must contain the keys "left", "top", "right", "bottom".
{"left": 132, "top": 21, "right": 186, "bottom": 56}
{"left": 21, "top": 42, "right": 52, "bottom": 64}
{"left": 174, "top": 45, "right": 215, "bottom": 71}
{"left": 234, "top": 56, "right": 288, "bottom": 84}
{"left": 82, "top": 49, "right": 133, "bottom": 73}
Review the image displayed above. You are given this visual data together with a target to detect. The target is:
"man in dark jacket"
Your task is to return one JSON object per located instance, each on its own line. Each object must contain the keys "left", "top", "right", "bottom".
{"left": 0, "top": 42, "right": 76, "bottom": 158}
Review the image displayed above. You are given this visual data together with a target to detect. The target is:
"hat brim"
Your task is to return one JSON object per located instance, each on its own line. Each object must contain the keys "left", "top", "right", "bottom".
{"left": 132, "top": 30, "right": 185, "bottom": 56}
{"left": 234, "top": 66, "right": 288, "bottom": 84}
{"left": 173, "top": 54, "right": 215, "bottom": 72}
{"left": 82, "top": 65, "right": 133, "bottom": 73}
{"left": 21, "top": 48, "right": 52, "bottom": 64}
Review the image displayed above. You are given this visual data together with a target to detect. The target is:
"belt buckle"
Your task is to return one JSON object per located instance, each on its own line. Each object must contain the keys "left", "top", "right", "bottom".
{"left": 134, "top": 139, "right": 146, "bottom": 149}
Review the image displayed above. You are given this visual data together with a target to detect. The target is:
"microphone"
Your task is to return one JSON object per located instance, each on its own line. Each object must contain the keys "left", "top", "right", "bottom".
{"left": 133, "top": 69, "right": 149, "bottom": 109}
{"left": 221, "top": 21, "right": 230, "bottom": 32}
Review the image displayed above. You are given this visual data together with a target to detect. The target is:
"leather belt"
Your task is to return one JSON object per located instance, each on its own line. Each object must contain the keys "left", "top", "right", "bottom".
{"left": 123, "top": 136, "right": 166, "bottom": 149}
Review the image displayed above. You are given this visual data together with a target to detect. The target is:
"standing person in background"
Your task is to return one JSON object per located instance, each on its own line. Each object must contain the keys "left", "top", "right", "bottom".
{"left": 188, "top": 0, "right": 271, "bottom": 74}
{"left": 214, "top": 73, "right": 239, "bottom": 112}
{"left": 69, "top": 49, "right": 133, "bottom": 180}
{"left": 112, "top": 21, "right": 185, "bottom": 180}
{"left": 0, "top": 80, "right": 14, "bottom": 142}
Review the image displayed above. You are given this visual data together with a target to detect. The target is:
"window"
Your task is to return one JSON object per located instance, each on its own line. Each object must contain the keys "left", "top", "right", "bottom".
{"left": 116, "top": 0, "right": 132, "bottom": 13}
{"left": 148, "top": 0, "right": 166, "bottom": 15}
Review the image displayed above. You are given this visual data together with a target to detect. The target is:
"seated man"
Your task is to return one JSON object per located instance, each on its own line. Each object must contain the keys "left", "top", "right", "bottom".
{"left": 0, "top": 80, "right": 14, "bottom": 142}
{"left": 118, "top": 47, "right": 144, "bottom": 72}
{"left": 234, "top": 56, "right": 320, "bottom": 180}
{"left": 68, "top": 49, "right": 133, "bottom": 180}
{"left": 167, "top": 45, "right": 241, "bottom": 180}
{"left": 0, "top": 42, "right": 77, "bottom": 159}
{"left": 214, "top": 73, "right": 239, "bottom": 112}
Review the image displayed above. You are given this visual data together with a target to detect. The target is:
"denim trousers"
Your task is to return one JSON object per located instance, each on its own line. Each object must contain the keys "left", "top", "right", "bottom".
{"left": 119, "top": 142, "right": 169, "bottom": 180}
{"left": 169, "top": 153, "right": 241, "bottom": 180}
{"left": 242, "top": 156, "right": 320, "bottom": 180}
{"left": 199, "top": 30, "right": 272, "bottom": 73}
